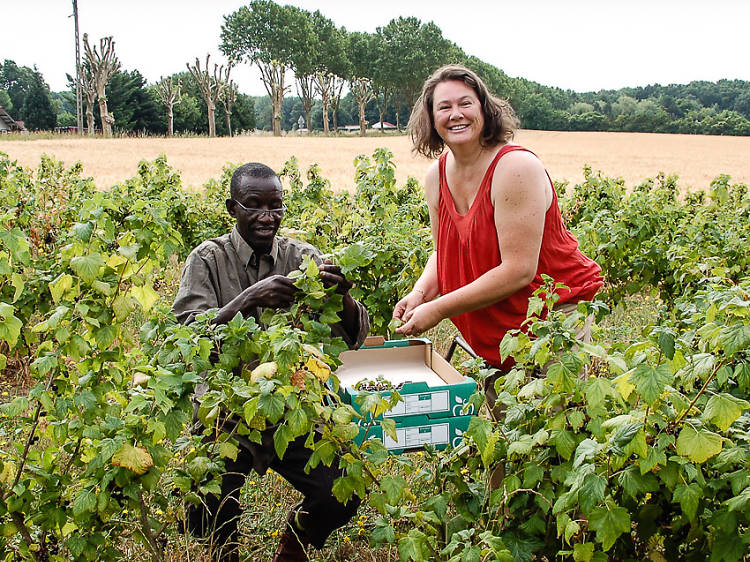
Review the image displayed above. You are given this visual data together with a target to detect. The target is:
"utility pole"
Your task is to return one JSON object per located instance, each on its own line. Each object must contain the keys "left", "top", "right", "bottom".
{"left": 72, "top": 0, "right": 83, "bottom": 134}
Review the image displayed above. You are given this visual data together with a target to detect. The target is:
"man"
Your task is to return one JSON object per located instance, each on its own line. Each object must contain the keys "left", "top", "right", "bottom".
{"left": 172, "top": 162, "right": 368, "bottom": 561}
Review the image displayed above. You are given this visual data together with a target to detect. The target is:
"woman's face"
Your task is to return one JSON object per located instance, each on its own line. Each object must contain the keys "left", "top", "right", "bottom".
{"left": 432, "top": 80, "right": 484, "bottom": 147}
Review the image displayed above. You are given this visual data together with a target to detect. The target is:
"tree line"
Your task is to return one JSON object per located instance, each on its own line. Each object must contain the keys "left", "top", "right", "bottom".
{"left": 2, "top": 0, "right": 750, "bottom": 136}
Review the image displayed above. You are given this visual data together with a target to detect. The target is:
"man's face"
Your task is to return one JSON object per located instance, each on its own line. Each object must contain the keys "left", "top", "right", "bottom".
{"left": 227, "top": 174, "right": 284, "bottom": 254}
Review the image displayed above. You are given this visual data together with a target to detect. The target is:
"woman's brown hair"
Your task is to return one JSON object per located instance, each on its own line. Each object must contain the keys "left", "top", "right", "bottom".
{"left": 408, "top": 64, "right": 519, "bottom": 159}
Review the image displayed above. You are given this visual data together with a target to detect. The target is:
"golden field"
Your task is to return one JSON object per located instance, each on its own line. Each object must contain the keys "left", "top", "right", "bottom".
{"left": 1, "top": 130, "right": 750, "bottom": 192}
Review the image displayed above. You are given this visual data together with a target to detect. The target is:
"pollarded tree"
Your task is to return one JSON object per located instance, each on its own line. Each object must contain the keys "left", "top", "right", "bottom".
{"left": 346, "top": 31, "right": 376, "bottom": 137}
{"left": 186, "top": 54, "right": 228, "bottom": 138}
{"left": 82, "top": 34, "right": 120, "bottom": 137}
{"left": 310, "top": 11, "right": 348, "bottom": 133}
{"left": 219, "top": 70, "right": 238, "bottom": 137}
{"left": 77, "top": 63, "right": 97, "bottom": 135}
{"left": 221, "top": 0, "right": 312, "bottom": 136}
{"left": 156, "top": 76, "right": 182, "bottom": 137}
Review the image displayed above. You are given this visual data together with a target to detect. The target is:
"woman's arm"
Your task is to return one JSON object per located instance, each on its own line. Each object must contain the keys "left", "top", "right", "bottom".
{"left": 397, "top": 150, "right": 551, "bottom": 335}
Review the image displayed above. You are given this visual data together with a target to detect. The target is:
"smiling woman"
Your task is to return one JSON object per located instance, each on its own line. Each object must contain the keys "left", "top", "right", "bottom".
{"left": 394, "top": 64, "right": 603, "bottom": 420}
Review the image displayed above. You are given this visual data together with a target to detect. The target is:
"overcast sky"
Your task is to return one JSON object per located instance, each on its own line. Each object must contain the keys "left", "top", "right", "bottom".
{"left": 4, "top": 0, "right": 749, "bottom": 95}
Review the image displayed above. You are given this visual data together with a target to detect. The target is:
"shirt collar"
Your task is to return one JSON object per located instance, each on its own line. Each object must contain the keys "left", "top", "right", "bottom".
{"left": 230, "top": 225, "right": 279, "bottom": 269}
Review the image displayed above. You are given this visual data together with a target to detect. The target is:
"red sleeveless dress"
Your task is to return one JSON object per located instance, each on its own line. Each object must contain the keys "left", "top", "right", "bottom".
{"left": 437, "top": 144, "right": 603, "bottom": 369}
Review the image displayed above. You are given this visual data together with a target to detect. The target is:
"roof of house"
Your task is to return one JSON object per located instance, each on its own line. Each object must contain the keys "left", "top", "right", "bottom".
{"left": 0, "top": 106, "right": 23, "bottom": 131}
{"left": 370, "top": 121, "right": 397, "bottom": 129}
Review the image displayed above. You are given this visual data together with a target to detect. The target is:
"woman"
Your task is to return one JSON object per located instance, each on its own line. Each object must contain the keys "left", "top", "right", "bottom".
{"left": 393, "top": 64, "right": 603, "bottom": 379}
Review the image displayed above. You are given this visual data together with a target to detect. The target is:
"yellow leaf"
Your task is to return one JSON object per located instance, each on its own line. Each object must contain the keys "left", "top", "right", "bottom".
{"left": 305, "top": 357, "right": 330, "bottom": 383}
{"left": 133, "top": 372, "right": 150, "bottom": 386}
{"left": 613, "top": 371, "right": 635, "bottom": 400}
{"left": 250, "top": 361, "right": 278, "bottom": 383}
{"left": 112, "top": 443, "right": 153, "bottom": 475}
{"left": 129, "top": 284, "right": 160, "bottom": 312}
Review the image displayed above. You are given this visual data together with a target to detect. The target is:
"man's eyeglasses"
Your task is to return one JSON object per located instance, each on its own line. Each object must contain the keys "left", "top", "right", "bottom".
{"left": 232, "top": 200, "right": 286, "bottom": 218}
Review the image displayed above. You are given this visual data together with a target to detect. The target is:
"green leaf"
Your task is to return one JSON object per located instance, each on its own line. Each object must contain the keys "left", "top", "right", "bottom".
{"left": 10, "top": 272, "right": 24, "bottom": 302}
{"left": 112, "top": 295, "right": 135, "bottom": 321}
{"left": 111, "top": 443, "right": 154, "bottom": 475}
{"left": 381, "top": 475, "right": 407, "bottom": 505}
{"left": 0, "top": 303, "right": 22, "bottom": 348}
{"left": 573, "top": 438, "right": 601, "bottom": 468}
{"left": 219, "top": 441, "right": 239, "bottom": 461}
{"left": 588, "top": 500, "right": 630, "bottom": 551}
{"left": 70, "top": 253, "right": 105, "bottom": 284}
{"left": 719, "top": 322, "right": 750, "bottom": 356}
{"left": 49, "top": 273, "right": 74, "bottom": 303}
{"left": 94, "top": 325, "right": 116, "bottom": 349}
{"left": 657, "top": 331, "right": 675, "bottom": 360}
{"left": 579, "top": 472, "right": 606, "bottom": 514}
{"left": 72, "top": 488, "right": 97, "bottom": 518}
{"left": 676, "top": 425, "right": 723, "bottom": 463}
{"left": 704, "top": 393, "right": 749, "bottom": 431}
{"left": 573, "top": 542, "right": 594, "bottom": 562}
{"left": 273, "top": 424, "right": 294, "bottom": 459}
{"left": 258, "top": 393, "right": 284, "bottom": 424}
{"left": 673, "top": 482, "right": 702, "bottom": 521}
{"left": 552, "top": 430, "right": 577, "bottom": 460}
{"left": 630, "top": 364, "right": 671, "bottom": 405}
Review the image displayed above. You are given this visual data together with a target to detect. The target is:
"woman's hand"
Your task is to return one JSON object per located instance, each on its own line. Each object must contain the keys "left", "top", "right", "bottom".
{"left": 392, "top": 290, "right": 426, "bottom": 323}
{"left": 395, "top": 301, "right": 444, "bottom": 336}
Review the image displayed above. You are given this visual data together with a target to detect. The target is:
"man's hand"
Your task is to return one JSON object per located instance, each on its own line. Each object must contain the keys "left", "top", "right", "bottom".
{"left": 395, "top": 301, "right": 444, "bottom": 336}
{"left": 318, "top": 260, "right": 353, "bottom": 294}
{"left": 245, "top": 274, "right": 297, "bottom": 309}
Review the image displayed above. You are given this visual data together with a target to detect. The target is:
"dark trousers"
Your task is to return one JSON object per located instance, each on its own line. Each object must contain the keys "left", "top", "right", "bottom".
{"left": 186, "top": 433, "right": 360, "bottom": 558}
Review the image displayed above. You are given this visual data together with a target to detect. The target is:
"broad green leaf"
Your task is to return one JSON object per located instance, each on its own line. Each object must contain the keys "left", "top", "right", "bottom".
{"left": 111, "top": 443, "right": 154, "bottom": 475}
{"left": 579, "top": 472, "right": 606, "bottom": 514}
{"left": 588, "top": 501, "right": 630, "bottom": 551}
{"left": 273, "top": 424, "right": 294, "bottom": 459}
{"left": 676, "top": 425, "right": 723, "bottom": 463}
{"left": 573, "top": 542, "right": 594, "bottom": 562}
{"left": 573, "top": 438, "right": 601, "bottom": 468}
{"left": 49, "top": 273, "right": 74, "bottom": 303}
{"left": 719, "top": 322, "right": 750, "bottom": 356}
{"left": 219, "top": 441, "right": 239, "bottom": 461}
{"left": 552, "top": 429, "right": 577, "bottom": 460}
{"left": 704, "top": 393, "right": 749, "bottom": 431}
{"left": 94, "top": 325, "right": 116, "bottom": 349}
{"left": 0, "top": 303, "right": 22, "bottom": 348}
{"left": 112, "top": 295, "right": 135, "bottom": 321}
{"left": 585, "top": 377, "right": 612, "bottom": 408}
{"left": 673, "top": 482, "right": 701, "bottom": 521}
{"left": 381, "top": 475, "right": 408, "bottom": 505}
{"left": 630, "top": 364, "right": 671, "bottom": 405}
{"left": 657, "top": 331, "right": 675, "bottom": 360}
{"left": 70, "top": 253, "right": 105, "bottom": 284}
{"left": 71, "top": 488, "right": 97, "bottom": 518}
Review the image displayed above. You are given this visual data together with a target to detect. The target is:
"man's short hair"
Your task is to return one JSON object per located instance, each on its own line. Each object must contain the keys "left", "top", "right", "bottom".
{"left": 230, "top": 162, "right": 280, "bottom": 199}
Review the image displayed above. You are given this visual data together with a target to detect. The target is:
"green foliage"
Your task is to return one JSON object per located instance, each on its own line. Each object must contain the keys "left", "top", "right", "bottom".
{"left": 0, "top": 148, "right": 748, "bottom": 560}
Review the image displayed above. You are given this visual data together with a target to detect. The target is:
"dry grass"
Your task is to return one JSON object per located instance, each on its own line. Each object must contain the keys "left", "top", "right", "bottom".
{"left": 2, "top": 130, "right": 750, "bottom": 192}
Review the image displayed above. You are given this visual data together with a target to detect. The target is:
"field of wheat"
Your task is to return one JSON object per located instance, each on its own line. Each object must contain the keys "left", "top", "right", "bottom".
{"left": 2, "top": 130, "right": 750, "bottom": 192}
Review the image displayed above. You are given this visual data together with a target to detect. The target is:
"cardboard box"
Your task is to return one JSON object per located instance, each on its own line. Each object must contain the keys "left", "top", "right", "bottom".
{"left": 335, "top": 337, "right": 477, "bottom": 422}
{"left": 355, "top": 413, "right": 473, "bottom": 454}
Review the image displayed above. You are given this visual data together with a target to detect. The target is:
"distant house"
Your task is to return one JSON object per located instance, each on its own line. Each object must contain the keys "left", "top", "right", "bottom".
{"left": 340, "top": 124, "right": 361, "bottom": 132}
{"left": 0, "top": 106, "right": 24, "bottom": 132}
{"left": 369, "top": 121, "right": 397, "bottom": 130}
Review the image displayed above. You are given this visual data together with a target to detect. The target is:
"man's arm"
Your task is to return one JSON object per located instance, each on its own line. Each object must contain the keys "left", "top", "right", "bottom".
{"left": 172, "top": 248, "right": 297, "bottom": 325}
{"left": 318, "top": 260, "right": 369, "bottom": 349}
